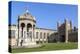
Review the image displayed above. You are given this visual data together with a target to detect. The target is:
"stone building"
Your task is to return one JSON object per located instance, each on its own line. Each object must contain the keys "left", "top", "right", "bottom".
{"left": 48, "top": 19, "right": 78, "bottom": 43}
{"left": 9, "top": 10, "right": 78, "bottom": 47}
{"left": 9, "top": 11, "right": 56, "bottom": 47}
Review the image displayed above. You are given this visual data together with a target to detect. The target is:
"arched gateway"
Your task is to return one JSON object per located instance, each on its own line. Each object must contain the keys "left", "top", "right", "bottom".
{"left": 17, "top": 10, "right": 36, "bottom": 47}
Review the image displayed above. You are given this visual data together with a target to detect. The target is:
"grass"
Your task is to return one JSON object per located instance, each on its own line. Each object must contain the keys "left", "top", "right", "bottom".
{"left": 11, "top": 42, "right": 78, "bottom": 53}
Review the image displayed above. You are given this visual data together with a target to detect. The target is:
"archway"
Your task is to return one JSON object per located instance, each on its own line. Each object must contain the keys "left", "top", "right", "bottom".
{"left": 60, "top": 35, "right": 65, "bottom": 42}
{"left": 27, "top": 23, "right": 32, "bottom": 39}
{"left": 27, "top": 23, "right": 32, "bottom": 32}
{"left": 20, "top": 23, "right": 25, "bottom": 46}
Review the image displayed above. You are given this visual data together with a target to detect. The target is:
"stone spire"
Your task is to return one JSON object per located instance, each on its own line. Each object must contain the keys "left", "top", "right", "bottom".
{"left": 57, "top": 21, "right": 60, "bottom": 42}
{"left": 65, "top": 19, "right": 67, "bottom": 23}
{"left": 57, "top": 21, "right": 59, "bottom": 30}
{"left": 65, "top": 19, "right": 68, "bottom": 43}
{"left": 70, "top": 20, "right": 72, "bottom": 32}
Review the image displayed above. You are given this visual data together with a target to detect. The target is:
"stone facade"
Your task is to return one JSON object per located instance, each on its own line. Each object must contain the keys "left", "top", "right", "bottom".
{"left": 9, "top": 11, "right": 56, "bottom": 47}
{"left": 48, "top": 20, "right": 78, "bottom": 43}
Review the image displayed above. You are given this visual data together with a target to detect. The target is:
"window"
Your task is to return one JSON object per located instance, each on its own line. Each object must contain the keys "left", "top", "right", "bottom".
{"left": 47, "top": 33, "right": 49, "bottom": 36}
{"left": 44, "top": 33, "right": 46, "bottom": 39}
{"left": 47, "top": 33, "right": 49, "bottom": 38}
{"left": 9, "top": 30, "right": 11, "bottom": 38}
{"left": 10, "top": 30, "right": 15, "bottom": 38}
{"left": 36, "top": 32, "right": 38, "bottom": 39}
{"left": 40, "top": 32, "right": 42, "bottom": 39}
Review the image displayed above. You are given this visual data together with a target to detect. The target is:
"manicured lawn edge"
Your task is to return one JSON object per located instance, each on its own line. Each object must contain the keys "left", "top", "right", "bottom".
{"left": 11, "top": 42, "right": 78, "bottom": 53}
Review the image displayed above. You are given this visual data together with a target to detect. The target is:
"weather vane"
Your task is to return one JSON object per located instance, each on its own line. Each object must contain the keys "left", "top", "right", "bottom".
{"left": 25, "top": 7, "right": 29, "bottom": 13}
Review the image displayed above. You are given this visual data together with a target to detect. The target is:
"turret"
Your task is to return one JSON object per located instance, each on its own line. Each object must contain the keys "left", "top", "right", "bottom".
{"left": 70, "top": 20, "right": 72, "bottom": 32}
{"left": 57, "top": 21, "right": 59, "bottom": 31}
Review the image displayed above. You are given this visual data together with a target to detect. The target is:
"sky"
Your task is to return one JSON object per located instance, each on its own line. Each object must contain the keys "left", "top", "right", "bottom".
{"left": 9, "top": 1, "right": 78, "bottom": 30}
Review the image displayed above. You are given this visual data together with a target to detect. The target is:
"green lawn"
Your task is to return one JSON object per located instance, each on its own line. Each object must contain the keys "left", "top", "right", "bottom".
{"left": 12, "top": 42, "right": 78, "bottom": 53}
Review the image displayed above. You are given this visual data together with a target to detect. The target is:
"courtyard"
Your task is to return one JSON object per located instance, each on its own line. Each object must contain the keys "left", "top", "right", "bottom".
{"left": 8, "top": 1, "right": 78, "bottom": 53}
{"left": 12, "top": 42, "right": 78, "bottom": 53}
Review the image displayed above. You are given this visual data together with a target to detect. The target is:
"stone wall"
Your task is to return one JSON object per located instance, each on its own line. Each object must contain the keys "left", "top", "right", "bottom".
{"left": 9, "top": 38, "right": 17, "bottom": 47}
{"left": 68, "top": 31, "right": 78, "bottom": 42}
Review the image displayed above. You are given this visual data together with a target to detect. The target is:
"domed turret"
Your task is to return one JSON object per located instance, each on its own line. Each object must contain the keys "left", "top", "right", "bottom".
{"left": 18, "top": 9, "right": 36, "bottom": 23}
{"left": 18, "top": 9, "right": 36, "bottom": 46}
